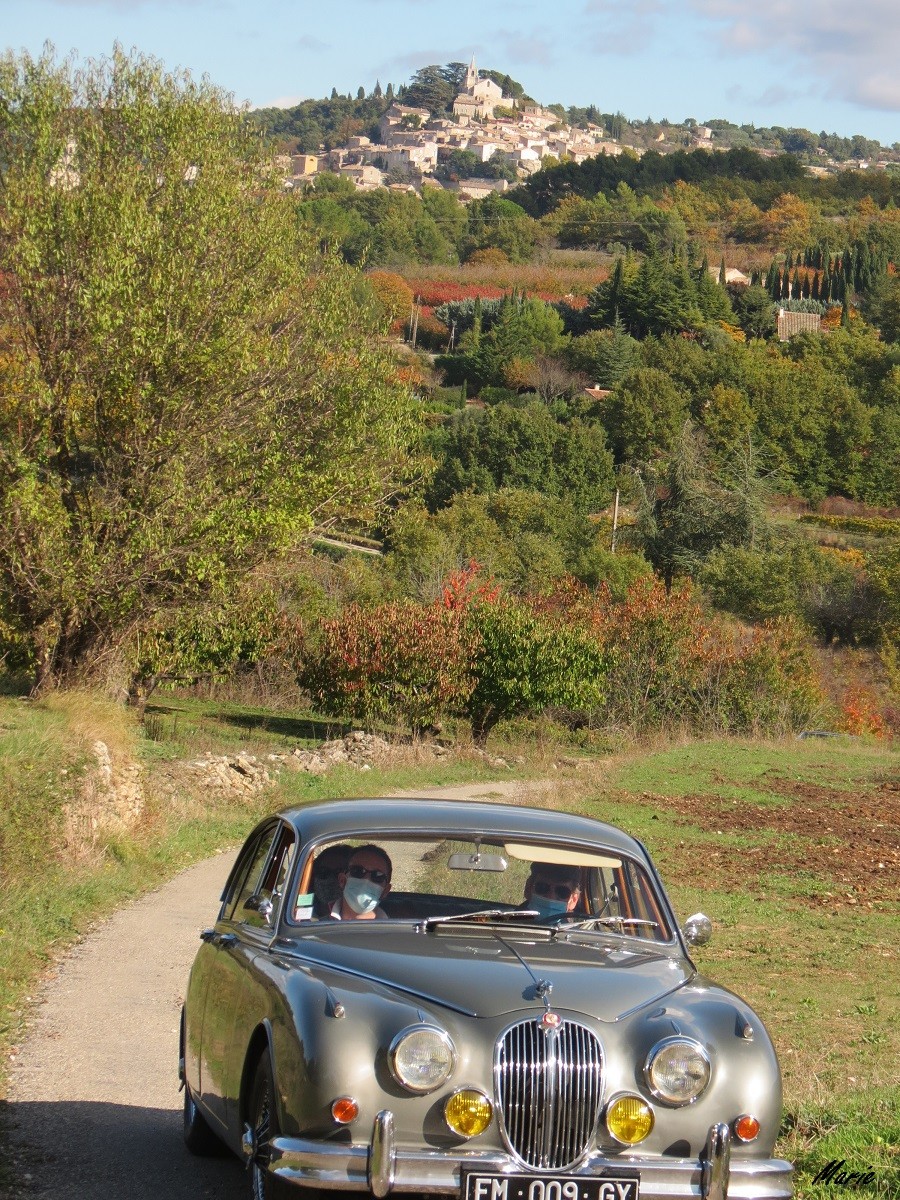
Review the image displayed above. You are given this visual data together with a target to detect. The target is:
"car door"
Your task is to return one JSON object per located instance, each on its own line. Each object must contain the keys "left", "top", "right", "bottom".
{"left": 196, "top": 821, "right": 281, "bottom": 1132}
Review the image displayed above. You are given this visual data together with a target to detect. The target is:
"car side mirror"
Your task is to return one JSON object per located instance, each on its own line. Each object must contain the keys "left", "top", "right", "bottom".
{"left": 244, "top": 894, "right": 273, "bottom": 923}
{"left": 682, "top": 912, "right": 713, "bottom": 946}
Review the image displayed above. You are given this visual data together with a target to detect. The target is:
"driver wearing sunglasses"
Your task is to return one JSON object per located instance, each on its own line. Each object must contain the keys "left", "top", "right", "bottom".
{"left": 331, "top": 845, "right": 393, "bottom": 920}
{"left": 524, "top": 863, "right": 582, "bottom": 920}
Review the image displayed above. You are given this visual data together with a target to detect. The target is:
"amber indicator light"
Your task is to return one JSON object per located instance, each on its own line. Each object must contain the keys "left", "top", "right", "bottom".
{"left": 734, "top": 1115, "right": 760, "bottom": 1142}
{"left": 331, "top": 1097, "right": 359, "bottom": 1124}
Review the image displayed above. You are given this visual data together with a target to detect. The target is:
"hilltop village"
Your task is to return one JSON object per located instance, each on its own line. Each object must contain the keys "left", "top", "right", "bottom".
{"left": 279, "top": 58, "right": 635, "bottom": 198}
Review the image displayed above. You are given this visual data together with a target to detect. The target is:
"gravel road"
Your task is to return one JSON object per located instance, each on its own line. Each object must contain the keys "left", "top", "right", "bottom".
{"left": 5, "top": 780, "right": 544, "bottom": 1200}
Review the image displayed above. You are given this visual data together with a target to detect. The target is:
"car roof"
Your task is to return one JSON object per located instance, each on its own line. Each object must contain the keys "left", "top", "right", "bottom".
{"left": 276, "top": 797, "right": 648, "bottom": 860}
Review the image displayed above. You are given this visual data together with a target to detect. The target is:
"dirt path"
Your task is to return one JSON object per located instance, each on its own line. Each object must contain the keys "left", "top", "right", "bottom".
{"left": 4, "top": 780, "right": 544, "bottom": 1200}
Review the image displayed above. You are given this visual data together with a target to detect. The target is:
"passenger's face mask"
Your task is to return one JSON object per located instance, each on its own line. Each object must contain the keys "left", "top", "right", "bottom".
{"left": 343, "top": 876, "right": 384, "bottom": 915}
{"left": 529, "top": 894, "right": 568, "bottom": 919}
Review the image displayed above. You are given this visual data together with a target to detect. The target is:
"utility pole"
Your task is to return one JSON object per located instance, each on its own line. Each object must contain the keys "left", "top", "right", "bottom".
{"left": 410, "top": 297, "right": 420, "bottom": 348}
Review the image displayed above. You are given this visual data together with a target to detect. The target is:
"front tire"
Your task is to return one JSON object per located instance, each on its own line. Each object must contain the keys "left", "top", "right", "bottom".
{"left": 249, "top": 1054, "right": 296, "bottom": 1200}
{"left": 183, "top": 1083, "right": 222, "bottom": 1155}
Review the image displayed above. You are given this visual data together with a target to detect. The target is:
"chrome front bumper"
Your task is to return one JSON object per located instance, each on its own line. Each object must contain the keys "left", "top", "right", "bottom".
{"left": 267, "top": 1114, "right": 793, "bottom": 1200}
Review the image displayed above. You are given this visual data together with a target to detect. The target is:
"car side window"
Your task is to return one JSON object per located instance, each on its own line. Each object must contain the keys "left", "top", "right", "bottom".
{"left": 222, "top": 825, "right": 279, "bottom": 923}
{"left": 245, "top": 826, "right": 295, "bottom": 929}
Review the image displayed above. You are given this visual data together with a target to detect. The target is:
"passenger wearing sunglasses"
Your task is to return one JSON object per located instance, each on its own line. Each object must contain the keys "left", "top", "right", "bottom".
{"left": 311, "top": 843, "right": 352, "bottom": 916}
{"left": 331, "top": 845, "right": 393, "bottom": 920}
{"left": 523, "top": 863, "right": 582, "bottom": 920}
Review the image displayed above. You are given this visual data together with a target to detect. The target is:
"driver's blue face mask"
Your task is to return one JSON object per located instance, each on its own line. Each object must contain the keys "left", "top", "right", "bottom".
{"left": 529, "top": 894, "right": 569, "bottom": 919}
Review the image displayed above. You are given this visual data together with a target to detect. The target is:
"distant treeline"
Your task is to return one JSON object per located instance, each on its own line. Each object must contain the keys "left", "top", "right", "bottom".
{"left": 513, "top": 148, "right": 900, "bottom": 215}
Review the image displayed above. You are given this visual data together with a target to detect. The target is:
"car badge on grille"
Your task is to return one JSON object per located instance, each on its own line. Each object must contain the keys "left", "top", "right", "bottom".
{"left": 541, "top": 1011, "right": 561, "bottom": 1028}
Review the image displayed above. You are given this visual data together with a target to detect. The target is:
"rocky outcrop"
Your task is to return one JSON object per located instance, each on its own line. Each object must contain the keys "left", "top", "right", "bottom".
{"left": 63, "top": 738, "right": 146, "bottom": 861}
{"left": 154, "top": 731, "right": 450, "bottom": 799}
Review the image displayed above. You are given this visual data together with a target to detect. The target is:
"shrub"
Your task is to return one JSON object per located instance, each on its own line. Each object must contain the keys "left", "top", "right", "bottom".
{"left": 465, "top": 596, "right": 608, "bottom": 743}
{"left": 297, "top": 600, "right": 474, "bottom": 733}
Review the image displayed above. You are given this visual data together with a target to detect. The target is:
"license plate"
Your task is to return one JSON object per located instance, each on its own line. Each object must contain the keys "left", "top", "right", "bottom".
{"left": 462, "top": 1170, "right": 640, "bottom": 1200}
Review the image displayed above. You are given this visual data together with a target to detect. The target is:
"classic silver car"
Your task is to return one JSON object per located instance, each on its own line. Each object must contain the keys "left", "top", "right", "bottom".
{"left": 180, "top": 799, "right": 792, "bottom": 1200}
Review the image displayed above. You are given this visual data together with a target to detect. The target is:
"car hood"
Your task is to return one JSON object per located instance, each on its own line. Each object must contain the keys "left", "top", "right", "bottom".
{"left": 283, "top": 925, "right": 692, "bottom": 1020}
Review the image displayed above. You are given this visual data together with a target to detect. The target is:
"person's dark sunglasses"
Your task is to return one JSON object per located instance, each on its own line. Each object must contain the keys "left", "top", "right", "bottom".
{"left": 532, "top": 880, "right": 576, "bottom": 901}
{"left": 347, "top": 864, "right": 388, "bottom": 886}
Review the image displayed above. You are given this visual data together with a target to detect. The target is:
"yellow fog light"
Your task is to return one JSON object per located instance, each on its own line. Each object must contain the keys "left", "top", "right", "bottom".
{"left": 606, "top": 1095, "right": 654, "bottom": 1145}
{"left": 444, "top": 1089, "right": 493, "bottom": 1137}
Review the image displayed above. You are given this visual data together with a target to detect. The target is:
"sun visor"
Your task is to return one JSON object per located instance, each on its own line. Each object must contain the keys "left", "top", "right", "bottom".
{"left": 503, "top": 842, "right": 622, "bottom": 868}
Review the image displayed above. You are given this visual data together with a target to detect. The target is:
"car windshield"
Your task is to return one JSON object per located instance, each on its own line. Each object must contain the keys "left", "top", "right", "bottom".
{"left": 289, "top": 835, "right": 674, "bottom": 942}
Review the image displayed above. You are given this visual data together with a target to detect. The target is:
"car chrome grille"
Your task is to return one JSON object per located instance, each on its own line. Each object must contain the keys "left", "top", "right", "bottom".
{"left": 496, "top": 1018, "right": 603, "bottom": 1170}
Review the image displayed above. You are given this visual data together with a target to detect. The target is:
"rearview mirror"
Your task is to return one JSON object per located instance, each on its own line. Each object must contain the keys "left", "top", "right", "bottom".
{"left": 447, "top": 851, "right": 508, "bottom": 872}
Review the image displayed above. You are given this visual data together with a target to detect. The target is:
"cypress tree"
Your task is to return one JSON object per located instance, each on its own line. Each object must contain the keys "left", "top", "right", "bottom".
{"left": 785, "top": 250, "right": 794, "bottom": 271}
{"left": 792, "top": 267, "right": 802, "bottom": 298}
{"left": 781, "top": 270, "right": 791, "bottom": 300}
{"left": 811, "top": 272, "right": 820, "bottom": 301}
{"left": 802, "top": 271, "right": 811, "bottom": 299}
{"left": 718, "top": 255, "right": 727, "bottom": 286}
{"left": 373, "top": 79, "right": 383, "bottom": 99}
{"left": 841, "top": 295, "right": 851, "bottom": 327}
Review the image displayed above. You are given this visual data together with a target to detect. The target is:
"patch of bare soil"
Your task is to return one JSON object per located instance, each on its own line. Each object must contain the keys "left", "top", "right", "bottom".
{"left": 658, "top": 779, "right": 899, "bottom": 908}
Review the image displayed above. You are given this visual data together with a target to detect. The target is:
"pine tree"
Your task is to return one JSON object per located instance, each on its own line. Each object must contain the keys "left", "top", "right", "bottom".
{"left": 471, "top": 296, "right": 483, "bottom": 347}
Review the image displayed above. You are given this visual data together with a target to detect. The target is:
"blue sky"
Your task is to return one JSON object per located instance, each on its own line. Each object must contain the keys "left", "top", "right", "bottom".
{"left": 5, "top": 0, "right": 900, "bottom": 146}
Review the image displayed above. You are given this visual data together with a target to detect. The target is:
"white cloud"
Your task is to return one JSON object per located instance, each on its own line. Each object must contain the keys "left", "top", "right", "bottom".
{"left": 259, "top": 94, "right": 306, "bottom": 109}
{"left": 491, "top": 27, "right": 558, "bottom": 67}
{"left": 691, "top": 0, "right": 900, "bottom": 111}
{"left": 296, "top": 34, "right": 330, "bottom": 53}
{"left": 581, "top": 0, "right": 668, "bottom": 55}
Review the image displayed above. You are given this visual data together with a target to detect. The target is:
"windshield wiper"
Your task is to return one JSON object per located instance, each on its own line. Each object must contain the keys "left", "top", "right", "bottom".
{"left": 419, "top": 909, "right": 539, "bottom": 931}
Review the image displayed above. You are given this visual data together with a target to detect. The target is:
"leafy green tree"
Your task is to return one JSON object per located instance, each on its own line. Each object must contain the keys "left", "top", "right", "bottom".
{"left": 464, "top": 193, "right": 538, "bottom": 262}
{"left": 730, "top": 284, "right": 777, "bottom": 339}
{"left": 0, "top": 48, "right": 417, "bottom": 694}
{"left": 404, "top": 65, "right": 456, "bottom": 113}
{"left": 603, "top": 369, "right": 690, "bottom": 463}
{"left": 864, "top": 272, "right": 900, "bottom": 342}
{"left": 465, "top": 598, "right": 607, "bottom": 742}
{"left": 427, "top": 403, "right": 614, "bottom": 515}
{"left": 566, "top": 317, "right": 640, "bottom": 386}
{"left": 386, "top": 491, "right": 613, "bottom": 598}
{"left": 633, "top": 423, "right": 768, "bottom": 589}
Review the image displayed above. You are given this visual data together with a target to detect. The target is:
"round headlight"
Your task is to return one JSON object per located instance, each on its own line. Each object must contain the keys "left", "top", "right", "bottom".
{"left": 444, "top": 1089, "right": 493, "bottom": 1137}
{"left": 389, "top": 1025, "right": 455, "bottom": 1094}
{"left": 606, "top": 1095, "right": 654, "bottom": 1144}
{"left": 646, "top": 1038, "right": 710, "bottom": 1105}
